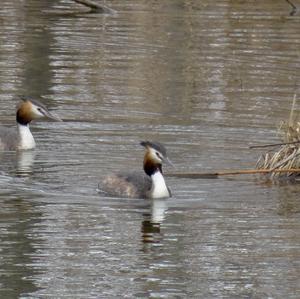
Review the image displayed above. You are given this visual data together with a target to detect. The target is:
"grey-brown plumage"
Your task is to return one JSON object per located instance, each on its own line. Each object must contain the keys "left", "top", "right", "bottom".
{"left": 100, "top": 141, "right": 172, "bottom": 199}
{"left": 102, "top": 171, "right": 152, "bottom": 198}
{"left": 0, "top": 127, "right": 19, "bottom": 150}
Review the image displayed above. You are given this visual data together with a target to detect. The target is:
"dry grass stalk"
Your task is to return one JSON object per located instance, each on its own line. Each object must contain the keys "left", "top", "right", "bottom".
{"left": 256, "top": 94, "right": 300, "bottom": 179}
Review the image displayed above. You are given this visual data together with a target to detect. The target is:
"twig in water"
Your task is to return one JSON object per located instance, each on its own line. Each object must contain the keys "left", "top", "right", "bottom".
{"left": 286, "top": 0, "right": 297, "bottom": 16}
{"left": 73, "top": 0, "right": 115, "bottom": 14}
{"left": 249, "top": 140, "right": 300, "bottom": 149}
{"left": 166, "top": 168, "right": 300, "bottom": 179}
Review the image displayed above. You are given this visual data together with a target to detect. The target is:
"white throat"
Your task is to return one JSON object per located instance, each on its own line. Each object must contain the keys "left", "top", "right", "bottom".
{"left": 148, "top": 171, "right": 170, "bottom": 199}
{"left": 17, "top": 124, "right": 36, "bottom": 150}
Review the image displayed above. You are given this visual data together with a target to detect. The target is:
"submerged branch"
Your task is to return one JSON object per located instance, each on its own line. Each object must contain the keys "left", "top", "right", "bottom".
{"left": 249, "top": 140, "right": 300, "bottom": 149}
{"left": 166, "top": 168, "right": 300, "bottom": 179}
{"left": 286, "top": 0, "right": 297, "bottom": 16}
{"left": 73, "top": 0, "right": 115, "bottom": 14}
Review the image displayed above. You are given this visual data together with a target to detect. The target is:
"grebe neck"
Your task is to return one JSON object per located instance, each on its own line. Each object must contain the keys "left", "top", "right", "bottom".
{"left": 148, "top": 170, "right": 170, "bottom": 199}
{"left": 17, "top": 123, "right": 35, "bottom": 150}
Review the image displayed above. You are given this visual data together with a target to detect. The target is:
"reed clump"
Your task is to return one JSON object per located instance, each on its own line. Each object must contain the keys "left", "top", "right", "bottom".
{"left": 256, "top": 95, "right": 300, "bottom": 179}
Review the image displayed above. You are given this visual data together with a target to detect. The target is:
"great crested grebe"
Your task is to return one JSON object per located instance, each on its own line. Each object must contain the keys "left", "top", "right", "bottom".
{"left": 101, "top": 141, "right": 172, "bottom": 199}
{"left": 0, "top": 96, "right": 62, "bottom": 150}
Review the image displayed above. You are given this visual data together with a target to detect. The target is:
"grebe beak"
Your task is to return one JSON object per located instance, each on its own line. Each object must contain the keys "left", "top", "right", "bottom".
{"left": 43, "top": 110, "right": 63, "bottom": 122}
{"left": 164, "top": 157, "right": 174, "bottom": 167}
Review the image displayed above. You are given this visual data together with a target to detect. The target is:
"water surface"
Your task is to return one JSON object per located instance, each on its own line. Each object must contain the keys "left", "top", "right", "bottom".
{"left": 0, "top": 0, "right": 300, "bottom": 298}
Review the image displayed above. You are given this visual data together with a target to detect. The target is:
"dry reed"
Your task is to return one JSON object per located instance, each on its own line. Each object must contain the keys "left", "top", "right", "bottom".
{"left": 256, "top": 94, "right": 300, "bottom": 179}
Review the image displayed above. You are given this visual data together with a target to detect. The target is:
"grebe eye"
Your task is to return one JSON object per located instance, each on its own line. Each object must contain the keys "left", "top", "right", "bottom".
{"left": 155, "top": 152, "right": 162, "bottom": 159}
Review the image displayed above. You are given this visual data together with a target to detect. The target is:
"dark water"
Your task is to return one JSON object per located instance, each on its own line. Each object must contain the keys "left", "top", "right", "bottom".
{"left": 0, "top": 0, "right": 300, "bottom": 298}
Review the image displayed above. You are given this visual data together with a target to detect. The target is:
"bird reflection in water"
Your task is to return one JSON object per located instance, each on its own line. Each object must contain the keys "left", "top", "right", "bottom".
{"left": 142, "top": 198, "right": 167, "bottom": 244}
{"left": 16, "top": 151, "right": 36, "bottom": 177}
{"left": 0, "top": 150, "right": 36, "bottom": 178}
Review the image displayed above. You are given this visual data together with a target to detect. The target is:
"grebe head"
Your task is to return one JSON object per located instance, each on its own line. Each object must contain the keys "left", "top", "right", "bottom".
{"left": 140, "top": 141, "right": 173, "bottom": 176}
{"left": 16, "top": 96, "right": 62, "bottom": 125}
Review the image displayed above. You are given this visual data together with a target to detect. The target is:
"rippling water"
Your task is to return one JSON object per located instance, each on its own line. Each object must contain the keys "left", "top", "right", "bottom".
{"left": 0, "top": 0, "right": 300, "bottom": 298}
